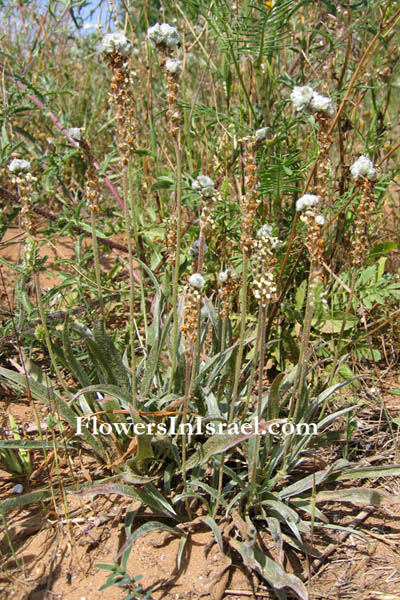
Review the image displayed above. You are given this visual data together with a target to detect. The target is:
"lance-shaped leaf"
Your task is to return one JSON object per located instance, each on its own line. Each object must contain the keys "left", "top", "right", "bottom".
{"left": 184, "top": 419, "right": 284, "bottom": 472}
{"left": 70, "top": 482, "right": 178, "bottom": 518}
{"left": 0, "top": 367, "right": 108, "bottom": 460}
{"left": 0, "top": 440, "right": 65, "bottom": 450}
{"left": 231, "top": 538, "right": 308, "bottom": 600}
{"left": 311, "top": 488, "right": 400, "bottom": 506}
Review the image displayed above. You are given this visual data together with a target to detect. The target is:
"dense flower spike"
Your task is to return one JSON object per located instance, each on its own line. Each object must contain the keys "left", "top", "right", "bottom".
{"left": 290, "top": 85, "right": 314, "bottom": 111}
{"left": 350, "top": 156, "right": 377, "bottom": 265}
{"left": 8, "top": 159, "right": 36, "bottom": 236}
{"left": 310, "top": 92, "right": 335, "bottom": 116}
{"left": 68, "top": 127, "right": 82, "bottom": 142}
{"left": 181, "top": 285, "right": 202, "bottom": 345}
{"left": 290, "top": 85, "right": 335, "bottom": 117}
{"left": 240, "top": 137, "right": 261, "bottom": 255}
{"left": 192, "top": 175, "right": 215, "bottom": 197}
{"left": 98, "top": 31, "right": 132, "bottom": 57}
{"left": 218, "top": 267, "right": 240, "bottom": 318}
{"left": 350, "top": 155, "right": 377, "bottom": 182}
{"left": 192, "top": 175, "right": 216, "bottom": 235}
{"left": 166, "top": 214, "right": 178, "bottom": 266}
{"left": 165, "top": 58, "right": 183, "bottom": 75}
{"left": 147, "top": 23, "right": 180, "bottom": 51}
{"left": 188, "top": 273, "right": 205, "bottom": 290}
{"left": 149, "top": 27, "right": 183, "bottom": 139}
{"left": 77, "top": 140, "right": 102, "bottom": 213}
{"left": 8, "top": 159, "right": 31, "bottom": 174}
{"left": 296, "top": 194, "right": 320, "bottom": 212}
{"left": 100, "top": 30, "right": 137, "bottom": 166}
{"left": 291, "top": 85, "right": 335, "bottom": 209}
{"left": 251, "top": 224, "right": 280, "bottom": 307}
{"left": 297, "top": 193, "right": 325, "bottom": 266}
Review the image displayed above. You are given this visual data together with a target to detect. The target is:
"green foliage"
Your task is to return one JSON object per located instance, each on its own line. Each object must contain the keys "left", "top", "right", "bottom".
{"left": 1, "top": 0, "right": 400, "bottom": 597}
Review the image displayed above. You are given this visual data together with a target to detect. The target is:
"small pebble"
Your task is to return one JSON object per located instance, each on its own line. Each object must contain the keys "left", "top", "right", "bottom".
{"left": 12, "top": 484, "right": 24, "bottom": 494}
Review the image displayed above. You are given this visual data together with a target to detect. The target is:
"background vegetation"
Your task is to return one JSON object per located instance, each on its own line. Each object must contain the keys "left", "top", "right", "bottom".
{"left": 1, "top": 1, "right": 400, "bottom": 598}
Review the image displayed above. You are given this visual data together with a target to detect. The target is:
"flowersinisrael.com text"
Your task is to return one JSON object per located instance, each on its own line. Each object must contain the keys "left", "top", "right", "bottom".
{"left": 76, "top": 416, "right": 318, "bottom": 438}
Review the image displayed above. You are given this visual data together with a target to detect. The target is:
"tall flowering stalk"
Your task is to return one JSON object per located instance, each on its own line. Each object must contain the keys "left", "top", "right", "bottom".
{"left": 288, "top": 87, "right": 335, "bottom": 421}
{"left": 350, "top": 156, "right": 377, "bottom": 268}
{"left": 8, "top": 159, "right": 72, "bottom": 400}
{"left": 99, "top": 31, "right": 139, "bottom": 407}
{"left": 99, "top": 32, "right": 136, "bottom": 164}
{"left": 192, "top": 174, "right": 215, "bottom": 273}
{"left": 248, "top": 224, "right": 280, "bottom": 501}
{"left": 179, "top": 174, "right": 216, "bottom": 515}
{"left": 147, "top": 22, "right": 182, "bottom": 393}
{"left": 290, "top": 194, "right": 326, "bottom": 422}
{"left": 291, "top": 85, "right": 335, "bottom": 207}
{"left": 325, "top": 156, "right": 378, "bottom": 400}
{"left": 77, "top": 136, "right": 105, "bottom": 318}
{"left": 147, "top": 22, "right": 196, "bottom": 512}
{"left": 8, "top": 159, "right": 36, "bottom": 237}
{"left": 229, "top": 128, "right": 268, "bottom": 423}
{"left": 218, "top": 267, "right": 240, "bottom": 352}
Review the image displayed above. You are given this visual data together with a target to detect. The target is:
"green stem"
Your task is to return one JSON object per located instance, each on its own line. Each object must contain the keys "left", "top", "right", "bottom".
{"left": 181, "top": 347, "right": 195, "bottom": 519}
{"left": 90, "top": 209, "right": 105, "bottom": 318}
{"left": 324, "top": 269, "right": 357, "bottom": 408}
{"left": 229, "top": 252, "right": 249, "bottom": 422}
{"left": 243, "top": 302, "right": 264, "bottom": 422}
{"left": 123, "top": 167, "right": 137, "bottom": 409}
{"left": 130, "top": 164, "right": 148, "bottom": 341}
{"left": 248, "top": 304, "right": 266, "bottom": 505}
{"left": 34, "top": 271, "right": 72, "bottom": 400}
{"left": 289, "top": 264, "right": 317, "bottom": 424}
{"left": 169, "top": 135, "right": 183, "bottom": 393}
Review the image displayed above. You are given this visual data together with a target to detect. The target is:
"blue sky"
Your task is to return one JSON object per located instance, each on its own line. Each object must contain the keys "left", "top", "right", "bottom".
{"left": 71, "top": 1, "right": 109, "bottom": 29}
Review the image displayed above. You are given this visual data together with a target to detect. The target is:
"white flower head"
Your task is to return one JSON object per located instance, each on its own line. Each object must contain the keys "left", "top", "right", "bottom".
{"left": 296, "top": 194, "right": 320, "bottom": 212}
{"left": 189, "top": 273, "right": 205, "bottom": 290}
{"left": 315, "top": 214, "right": 325, "bottom": 226}
{"left": 255, "top": 127, "right": 269, "bottom": 142}
{"left": 165, "top": 57, "right": 182, "bottom": 75}
{"left": 68, "top": 127, "right": 82, "bottom": 142}
{"left": 291, "top": 85, "right": 335, "bottom": 117}
{"left": 98, "top": 31, "right": 132, "bottom": 57}
{"left": 290, "top": 85, "right": 314, "bottom": 111}
{"left": 8, "top": 158, "right": 31, "bottom": 174}
{"left": 192, "top": 174, "right": 215, "bottom": 197}
{"left": 257, "top": 224, "right": 273, "bottom": 238}
{"left": 147, "top": 23, "right": 180, "bottom": 50}
{"left": 218, "top": 270, "right": 229, "bottom": 283}
{"left": 189, "top": 239, "right": 207, "bottom": 257}
{"left": 256, "top": 223, "right": 281, "bottom": 249}
{"left": 350, "top": 155, "right": 377, "bottom": 181}
{"left": 310, "top": 92, "right": 335, "bottom": 116}
{"left": 271, "top": 238, "right": 281, "bottom": 249}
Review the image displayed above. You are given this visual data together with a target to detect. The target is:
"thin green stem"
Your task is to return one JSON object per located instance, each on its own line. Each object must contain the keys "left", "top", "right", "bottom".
{"left": 289, "top": 264, "right": 317, "bottom": 424}
{"left": 229, "top": 252, "right": 249, "bottom": 422}
{"left": 90, "top": 209, "right": 105, "bottom": 318}
{"left": 34, "top": 271, "right": 72, "bottom": 400}
{"left": 248, "top": 304, "right": 266, "bottom": 505}
{"left": 325, "top": 269, "right": 357, "bottom": 398}
{"left": 181, "top": 346, "right": 195, "bottom": 519}
{"left": 130, "top": 165, "right": 148, "bottom": 341}
{"left": 123, "top": 167, "right": 137, "bottom": 409}
{"left": 169, "top": 134, "right": 183, "bottom": 393}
